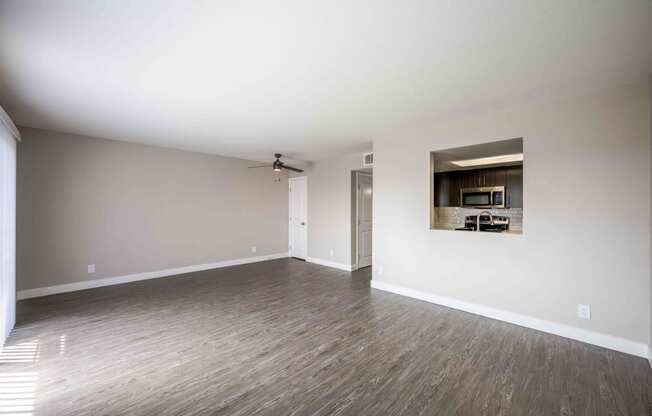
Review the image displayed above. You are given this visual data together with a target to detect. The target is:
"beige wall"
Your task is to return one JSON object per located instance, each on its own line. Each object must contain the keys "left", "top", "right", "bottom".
{"left": 17, "top": 128, "right": 289, "bottom": 291}
{"left": 292, "top": 152, "right": 370, "bottom": 267}
{"left": 373, "top": 82, "right": 650, "bottom": 346}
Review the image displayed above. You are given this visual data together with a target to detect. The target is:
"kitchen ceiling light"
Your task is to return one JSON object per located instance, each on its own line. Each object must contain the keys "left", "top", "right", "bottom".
{"left": 450, "top": 153, "right": 523, "bottom": 167}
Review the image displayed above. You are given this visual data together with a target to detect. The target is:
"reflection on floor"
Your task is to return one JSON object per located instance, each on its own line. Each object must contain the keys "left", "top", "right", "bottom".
{"left": 0, "top": 340, "right": 39, "bottom": 415}
{"left": 2, "top": 258, "right": 651, "bottom": 415}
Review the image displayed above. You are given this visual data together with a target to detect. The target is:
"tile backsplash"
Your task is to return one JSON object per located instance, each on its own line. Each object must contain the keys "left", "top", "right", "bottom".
{"left": 433, "top": 207, "right": 523, "bottom": 232}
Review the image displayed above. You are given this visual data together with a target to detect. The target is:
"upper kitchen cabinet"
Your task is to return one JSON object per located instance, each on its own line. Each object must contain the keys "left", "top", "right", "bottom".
{"left": 482, "top": 167, "right": 506, "bottom": 187}
{"left": 505, "top": 165, "right": 523, "bottom": 208}
{"left": 433, "top": 165, "right": 521, "bottom": 207}
{"left": 472, "top": 167, "right": 504, "bottom": 187}
{"left": 430, "top": 138, "right": 524, "bottom": 233}
{"left": 454, "top": 166, "right": 509, "bottom": 189}
{"left": 460, "top": 170, "right": 480, "bottom": 188}
{"left": 448, "top": 171, "right": 461, "bottom": 207}
{"left": 433, "top": 171, "right": 462, "bottom": 207}
{"left": 433, "top": 172, "right": 451, "bottom": 207}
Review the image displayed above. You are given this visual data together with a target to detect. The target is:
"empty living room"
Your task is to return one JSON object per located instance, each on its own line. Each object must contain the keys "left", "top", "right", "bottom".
{"left": 1, "top": 1, "right": 652, "bottom": 415}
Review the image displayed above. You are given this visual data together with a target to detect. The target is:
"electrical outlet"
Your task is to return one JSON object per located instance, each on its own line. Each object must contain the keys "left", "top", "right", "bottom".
{"left": 87, "top": 264, "right": 95, "bottom": 274}
{"left": 577, "top": 304, "right": 591, "bottom": 320}
{"left": 251, "top": 246, "right": 257, "bottom": 253}
{"left": 329, "top": 249, "right": 334, "bottom": 257}
{"left": 378, "top": 265, "right": 383, "bottom": 275}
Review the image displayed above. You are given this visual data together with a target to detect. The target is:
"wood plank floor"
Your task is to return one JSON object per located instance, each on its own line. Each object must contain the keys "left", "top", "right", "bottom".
{"left": 3, "top": 258, "right": 651, "bottom": 415}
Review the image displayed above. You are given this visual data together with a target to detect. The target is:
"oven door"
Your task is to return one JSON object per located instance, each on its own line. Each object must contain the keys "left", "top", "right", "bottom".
{"left": 461, "top": 190, "right": 492, "bottom": 207}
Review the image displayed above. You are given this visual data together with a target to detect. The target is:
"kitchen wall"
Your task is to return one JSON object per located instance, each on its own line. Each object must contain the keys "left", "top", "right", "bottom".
{"left": 291, "top": 151, "right": 370, "bottom": 269}
{"left": 17, "top": 128, "right": 289, "bottom": 292}
{"left": 373, "top": 82, "right": 650, "bottom": 352}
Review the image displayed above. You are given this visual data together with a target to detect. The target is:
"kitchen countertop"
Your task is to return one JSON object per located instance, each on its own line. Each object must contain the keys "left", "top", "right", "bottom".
{"left": 431, "top": 225, "right": 523, "bottom": 235}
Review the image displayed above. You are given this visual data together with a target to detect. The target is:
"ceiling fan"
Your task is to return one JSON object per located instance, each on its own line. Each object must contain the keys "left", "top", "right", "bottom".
{"left": 248, "top": 153, "right": 304, "bottom": 173}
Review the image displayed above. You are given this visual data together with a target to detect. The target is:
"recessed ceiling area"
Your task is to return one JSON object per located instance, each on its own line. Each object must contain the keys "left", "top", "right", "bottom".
{"left": 0, "top": 1, "right": 651, "bottom": 161}
{"left": 433, "top": 138, "right": 524, "bottom": 172}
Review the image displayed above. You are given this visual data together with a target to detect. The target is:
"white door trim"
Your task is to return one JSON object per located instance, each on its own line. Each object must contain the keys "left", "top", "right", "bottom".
{"left": 354, "top": 171, "right": 373, "bottom": 270}
{"left": 289, "top": 176, "right": 308, "bottom": 259}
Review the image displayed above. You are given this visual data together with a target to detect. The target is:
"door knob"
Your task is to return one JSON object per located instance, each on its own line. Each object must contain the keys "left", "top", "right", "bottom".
{"left": 301, "top": 222, "right": 306, "bottom": 225}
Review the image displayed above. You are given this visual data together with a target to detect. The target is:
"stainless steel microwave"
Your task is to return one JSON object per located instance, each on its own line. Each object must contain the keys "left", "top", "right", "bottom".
{"left": 460, "top": 186, "right": 505, "bottom": 208}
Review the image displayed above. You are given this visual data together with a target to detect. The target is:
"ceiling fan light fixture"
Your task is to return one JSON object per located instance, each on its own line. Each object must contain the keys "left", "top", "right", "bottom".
{"left": 249, "top": 153, "right": 303, "bottom": 173}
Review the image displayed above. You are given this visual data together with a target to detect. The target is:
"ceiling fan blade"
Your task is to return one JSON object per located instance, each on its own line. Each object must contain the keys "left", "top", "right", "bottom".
{"left": 248, "top": 165, "right": 273, "bottom": 168}
{"left": 281, "top": 165, "right": 304, "bottom": 173}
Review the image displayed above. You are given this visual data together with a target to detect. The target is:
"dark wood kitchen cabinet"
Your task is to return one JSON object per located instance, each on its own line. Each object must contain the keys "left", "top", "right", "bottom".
{"left": 433, "top": 171, "right": 461, "bottom": 207}
{"left": 457, "top": 167, "right": 508, "bottom": 188}
{"left": 433, "top": 173, "right": 450, "bottom": 207}
{"left": 447, "top": 171, "right": 461, "bottom": 206}
{"left": 458, "top": 167, "right": 507, "bottom": 188}
{"left": 505, "top": 166, "right": 523, "bottom": 208}
{"left": 461, "top": 170, "right": 479, "bottom": 188}
{"left": 433, "top": 165, "right": 522, "bottom": 207}
{"left": 482, "top": 168, "right": 506, "bottom": 187}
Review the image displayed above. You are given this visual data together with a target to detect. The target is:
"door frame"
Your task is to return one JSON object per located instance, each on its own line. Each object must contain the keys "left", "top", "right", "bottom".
{"left": 288, "top": 176, "right": 308, "bottom": 259}
{"left": 353, "top": 171, "right": 372, "bottom": 270}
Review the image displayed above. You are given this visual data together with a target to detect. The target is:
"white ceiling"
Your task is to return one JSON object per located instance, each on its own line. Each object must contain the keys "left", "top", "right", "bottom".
{"left": 0, "top": 1, "right": 650, "bottom": 162}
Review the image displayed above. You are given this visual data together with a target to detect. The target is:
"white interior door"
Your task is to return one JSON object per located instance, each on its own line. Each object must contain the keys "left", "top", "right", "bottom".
{"left": 357, "top": 173, "right": 373, "bottom": 268}
{"left": 289, "top": 177, "right": 307, "bottom": 259}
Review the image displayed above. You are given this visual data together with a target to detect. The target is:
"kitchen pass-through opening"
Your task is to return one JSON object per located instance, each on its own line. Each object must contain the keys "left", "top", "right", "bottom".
{"left": 430, "top": 138, "right": 523, "bottom": 234}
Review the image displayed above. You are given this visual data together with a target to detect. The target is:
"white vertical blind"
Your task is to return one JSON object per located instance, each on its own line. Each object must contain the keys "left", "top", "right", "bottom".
{"left": 0, "top": 106, "right": 18, "bottom": 345}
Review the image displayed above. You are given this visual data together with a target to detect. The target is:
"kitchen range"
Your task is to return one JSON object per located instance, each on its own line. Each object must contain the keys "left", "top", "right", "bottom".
{"left": 454, "top": 213, "right": 510, "bottom": 232}
{"left": 430, "top": 138, "right": 524, "bottom": 234}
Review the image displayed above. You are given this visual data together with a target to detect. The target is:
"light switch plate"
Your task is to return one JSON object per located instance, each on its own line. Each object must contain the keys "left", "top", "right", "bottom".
{"left": 87, "top": 264, "right": 95, "bottom": 274}
{"left": 251, "top": 246, "right": 257, "bottom": 253}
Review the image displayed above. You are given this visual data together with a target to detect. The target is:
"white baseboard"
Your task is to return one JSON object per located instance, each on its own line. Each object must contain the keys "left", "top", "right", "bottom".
{"left": 17, "top": 252, "right": 289, "bottom": 300}
{"left": 306, "top": 257, "right": 353, "bottom": 271}
{"left": 371, "top": 280, "right": 648, "bottom": 359}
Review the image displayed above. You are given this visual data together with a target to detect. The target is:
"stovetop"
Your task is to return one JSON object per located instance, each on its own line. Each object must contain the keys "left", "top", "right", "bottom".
{"left": 456, "top": 214, "right": 511, "bottom": 232}
{"left": 465, "top": 215, "right": 509, "bottom": 224}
